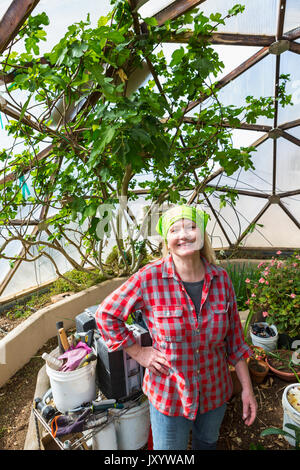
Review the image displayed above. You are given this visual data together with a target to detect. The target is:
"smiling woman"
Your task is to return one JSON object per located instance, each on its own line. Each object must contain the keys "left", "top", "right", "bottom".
{"left": 95, "top": 203, "right": 257, "bottom": 451}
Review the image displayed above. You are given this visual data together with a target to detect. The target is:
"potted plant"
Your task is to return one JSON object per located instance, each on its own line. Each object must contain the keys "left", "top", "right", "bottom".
{"left": 247, "top": 346, "right": 269, "bottom": 384}
{"left": 265, "top": 349, "right": 300, "bottom": 382}
{"left": 249, "top": 345, "right": 267, "bottom": 361}
{"left": 243, "top": 251, "right": 300, "bottom": 340}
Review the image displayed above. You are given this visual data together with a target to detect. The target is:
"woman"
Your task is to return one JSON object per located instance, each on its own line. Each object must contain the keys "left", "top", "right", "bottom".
{"left": 95, "top": 205, "right": 257, "bottom": 450}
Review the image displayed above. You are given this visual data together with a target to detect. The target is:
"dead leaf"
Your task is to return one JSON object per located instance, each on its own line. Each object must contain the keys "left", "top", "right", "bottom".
{"left": 275, "top": 440, "right": 285, "bottom": 447}
{"left": 233, "top": 437, "right": 242, "bottom": 445}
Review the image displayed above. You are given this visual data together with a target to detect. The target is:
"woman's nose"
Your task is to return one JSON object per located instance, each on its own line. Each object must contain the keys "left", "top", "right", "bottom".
{"left": 178, "top": 227, "right": 191, "bottom": 237}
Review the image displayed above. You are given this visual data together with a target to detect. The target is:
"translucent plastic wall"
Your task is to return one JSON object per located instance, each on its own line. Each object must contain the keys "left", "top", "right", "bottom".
{"left": 0, "top": 0, "right": 299, "bottom": 298}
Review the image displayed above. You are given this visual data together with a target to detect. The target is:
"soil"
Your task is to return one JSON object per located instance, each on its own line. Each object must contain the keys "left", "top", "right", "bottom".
{"left": 0, "top": 314, "right": 26, "bottom": 339}
{"left": 0, "top": 335, "right": 58, "bottom": 451}
{"left": 267, "top": 350, "right": 300, "bottom": 374}
{"left": 248, "top": 359, "right": 267, "bottom": 373}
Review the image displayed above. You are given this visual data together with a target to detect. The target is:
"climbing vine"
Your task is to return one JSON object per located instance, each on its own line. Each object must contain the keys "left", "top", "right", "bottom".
{"left": 0, "top": 1, "right": 292, "bottom": 282}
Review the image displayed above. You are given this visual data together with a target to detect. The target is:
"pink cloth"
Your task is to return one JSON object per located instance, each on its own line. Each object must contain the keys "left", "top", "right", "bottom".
{"left": 58, "top": 341, "right": 92, "bottom": 371}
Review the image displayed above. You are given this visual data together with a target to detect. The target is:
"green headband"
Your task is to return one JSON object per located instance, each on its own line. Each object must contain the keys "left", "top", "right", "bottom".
{"left": 156, "top": 205, "right": 209, "bottom": 240}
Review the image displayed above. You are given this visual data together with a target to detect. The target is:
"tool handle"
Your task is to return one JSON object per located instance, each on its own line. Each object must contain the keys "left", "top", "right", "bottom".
{"left": 77, "top": 353, "right": 97, "bottom": 369}
{"left": 58, "top": 328, "right": 70, "bottom": 352}
{"left": 92, "top": 399, "right": 124, "bottom": 411}
{"left": 56, "top": 321, "right": 64, "bottom": 353}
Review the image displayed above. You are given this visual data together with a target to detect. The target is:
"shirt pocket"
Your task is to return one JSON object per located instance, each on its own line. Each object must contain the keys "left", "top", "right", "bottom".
{"left": 209, "top": 303, "right": 229, "bottom": 345}
{"left": 152, "top": 305, "right": 184, "bottom": 342}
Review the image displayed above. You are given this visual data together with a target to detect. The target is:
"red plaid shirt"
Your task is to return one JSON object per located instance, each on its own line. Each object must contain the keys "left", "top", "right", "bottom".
{"left": 95, "top": 255, "right": 251, "bottom": 420}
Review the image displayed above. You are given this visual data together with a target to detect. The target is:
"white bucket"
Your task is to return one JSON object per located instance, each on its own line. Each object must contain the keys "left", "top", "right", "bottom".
{"left": 46, "top": 352, "right": 97, "bottom": 412}
{"left": 92, "top": 421, "right": 118, "bottom": 450}
{"left": 250, "top": 323, "right": 278, "bottom": 352}
{"left": 110, "top": 399, "right": 150, "bottom": 450}
{"left": 282, "top": 383, "right": 300, "bottom": 447}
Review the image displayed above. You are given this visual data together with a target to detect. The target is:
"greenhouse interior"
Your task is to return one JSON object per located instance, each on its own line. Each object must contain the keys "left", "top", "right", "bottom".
{"left": 0, "top": 0, "right": 299, "bottom": 452}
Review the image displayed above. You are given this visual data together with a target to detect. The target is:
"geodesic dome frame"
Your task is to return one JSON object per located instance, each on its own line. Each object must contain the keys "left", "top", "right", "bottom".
{"left": 0, "top": 0, "right": 299, "bottom": 299}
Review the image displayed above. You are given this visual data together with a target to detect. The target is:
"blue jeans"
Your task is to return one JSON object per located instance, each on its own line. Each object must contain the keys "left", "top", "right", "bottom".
{"left": 149, "top": 402, "right": 227, "bottom": 450}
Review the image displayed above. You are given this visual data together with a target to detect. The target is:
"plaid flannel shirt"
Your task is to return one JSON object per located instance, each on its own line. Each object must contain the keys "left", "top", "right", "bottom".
{"left": 95, "top": 255, "right": 251, "bottom": 420}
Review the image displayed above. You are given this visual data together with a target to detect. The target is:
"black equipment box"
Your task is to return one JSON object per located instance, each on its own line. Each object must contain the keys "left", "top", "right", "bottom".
{"left": 95, "top": 323, "right": 152, "bottom": 401}
{"left": 75, "top": 306, "right": 152, "bottom": 401}
{"left": 75, "top": 305, "right": 98, "bottom": 333}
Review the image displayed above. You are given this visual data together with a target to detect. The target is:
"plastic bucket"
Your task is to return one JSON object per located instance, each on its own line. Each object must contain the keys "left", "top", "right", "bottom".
{"left": 46, "top": 352, "right": 97, "bottom": 412}
{"left": 92, "top": 421, "right": 118, "bottom": 450}
{"left": 250, "top": 323, "right": 278, "bottom": 352}
{"left": 282, "top": 383, "right": 300, "bottom": 447}
{"left": 110, "top": 399, "right": 150, "bottom": 450}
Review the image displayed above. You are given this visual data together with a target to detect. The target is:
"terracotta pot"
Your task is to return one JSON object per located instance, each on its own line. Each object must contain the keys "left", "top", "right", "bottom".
{"left": 266, "top": 353, "right": 299, "bottom": 382}
{"left": 247, "top": 358, "right": 269, "bottom": 384}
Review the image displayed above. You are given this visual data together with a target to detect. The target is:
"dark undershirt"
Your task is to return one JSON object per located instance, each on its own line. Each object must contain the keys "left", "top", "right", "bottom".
{"left": 182, "top": 279, "right": 204, "bottom": 318}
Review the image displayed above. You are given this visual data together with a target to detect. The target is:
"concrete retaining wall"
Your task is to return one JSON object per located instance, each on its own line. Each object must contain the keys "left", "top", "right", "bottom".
{"left": 0, "top": 277, "right": 126, "bottom": 388}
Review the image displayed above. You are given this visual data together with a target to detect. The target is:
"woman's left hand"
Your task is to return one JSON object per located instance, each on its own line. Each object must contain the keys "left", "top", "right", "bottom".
{"left": 241, "top": 389, "right": 257, "bottom": 426}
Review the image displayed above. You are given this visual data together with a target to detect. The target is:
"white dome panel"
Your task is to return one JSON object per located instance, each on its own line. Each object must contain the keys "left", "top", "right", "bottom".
{"left": 240, "top": 203, "right": 300, "bottom": 247}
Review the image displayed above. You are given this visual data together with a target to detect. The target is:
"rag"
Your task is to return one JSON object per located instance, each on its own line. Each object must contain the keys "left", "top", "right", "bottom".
{"left": 51, "top": 409, "right": 108, "bottom": 438}
{"left": 51, "top": 408, "right": 91, "bottom": 437}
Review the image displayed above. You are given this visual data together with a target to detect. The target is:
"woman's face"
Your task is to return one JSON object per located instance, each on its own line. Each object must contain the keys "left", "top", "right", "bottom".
{"left": 166, "top": 218, "right": 204, "bottom": 257}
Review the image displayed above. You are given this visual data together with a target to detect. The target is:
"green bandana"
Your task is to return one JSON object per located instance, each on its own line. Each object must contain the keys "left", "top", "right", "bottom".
{"left": 156, "top": 205, "right": 209, "bottom": 240}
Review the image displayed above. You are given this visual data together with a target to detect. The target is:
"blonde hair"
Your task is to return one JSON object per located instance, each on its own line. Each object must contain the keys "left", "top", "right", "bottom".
{"left": 162, "top": 230, "right": 216, "bottom": 265}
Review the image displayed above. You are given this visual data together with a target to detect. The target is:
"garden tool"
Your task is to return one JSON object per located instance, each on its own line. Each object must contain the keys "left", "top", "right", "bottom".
{"left": 67, "top": 399, "right": 124, "bottom": 414}
{"left": 34, "top": 397, "right": 57, "bottom": 422}
{"left": 74, "top": 330, "right": 94, "bottom": 347}
{"left": 56, "top": 321, "right": 64, "bottom": 354}
{"left": 58, "top": 327, "right": 70, "bottom": 352}
{"left": 76, "top": 352, "right": 97, "bottom": 369}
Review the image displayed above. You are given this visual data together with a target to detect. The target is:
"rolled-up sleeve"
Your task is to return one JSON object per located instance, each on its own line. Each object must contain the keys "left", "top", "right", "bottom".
{"left": 95, "top": 272, "right": 144, "bottom": 351}
{"left": 225, "top": 275, "right": 252, "bottom": 366}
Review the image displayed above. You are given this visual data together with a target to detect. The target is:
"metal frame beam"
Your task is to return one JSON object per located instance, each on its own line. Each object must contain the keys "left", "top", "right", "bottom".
{"left": 164, "top": 31, "right": 276, "bottom": 47}
{"left": 148, "top": 0, "right": 207, "bottom": 27}
{"left": 0, "top": 0, "right": 40, "bottom": 54}
{"left": 276, "top": 0, "right": 287, "bottom": 40}
{"left": 185, "top": 46, "right": 270, "bottom": 114}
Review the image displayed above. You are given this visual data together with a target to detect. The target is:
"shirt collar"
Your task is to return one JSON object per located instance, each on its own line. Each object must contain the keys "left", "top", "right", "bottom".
{"left": 162, "top": 253, "right": 219, "bottom": 281}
